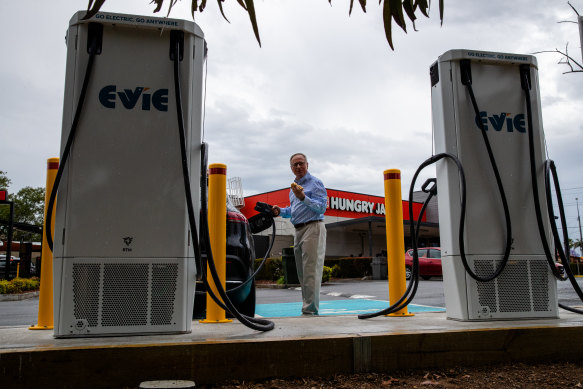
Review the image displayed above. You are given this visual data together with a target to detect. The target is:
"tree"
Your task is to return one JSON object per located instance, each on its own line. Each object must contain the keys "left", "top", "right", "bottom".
{"left": 0, "top": 172, "right": 45, "bottom": 242}
{"left": 0, "top": 171, "right": 10, "bottom": 190}
{"left": 571, "top": 238, "right": 583, "bottom": 251}
{"left": 85, "top": 0, "right": 445, "bottom": 50}
{"left": 0, "top": 171, "right": 11, "bottom": 240}
{"left": 534, "top": 2, "right": 583, "bottom": 74}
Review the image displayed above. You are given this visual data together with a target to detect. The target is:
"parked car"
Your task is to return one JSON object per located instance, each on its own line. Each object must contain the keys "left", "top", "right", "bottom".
{"left": 0, "top": 255, "right": 20, "bottom": 279}
{"left": 555, "top": 262, "right": 565, "bottom": 277}
{"left": 404, "top": 247, "right": 442, "bottom": 280}
{"left": 404, "top": 248, "right": 566, "bottom": 281}
{"left": 193, "top": 204, "right": 257, "bottom": 319}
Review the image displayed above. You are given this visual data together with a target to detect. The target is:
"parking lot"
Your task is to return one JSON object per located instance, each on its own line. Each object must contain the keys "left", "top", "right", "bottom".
{"left": 2, "top": 278, "right": 583, "bottom": 327}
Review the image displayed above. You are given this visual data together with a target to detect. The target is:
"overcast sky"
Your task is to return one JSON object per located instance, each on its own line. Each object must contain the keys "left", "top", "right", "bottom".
{"left": 1, "top": 0, "right": 583, "bottom": 246}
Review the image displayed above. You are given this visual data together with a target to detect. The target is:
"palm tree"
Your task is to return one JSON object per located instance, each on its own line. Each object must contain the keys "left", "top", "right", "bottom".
{"left": 84, "top": 0, "right": 444, "bottom": 50}
{"left": 571, "top": 238, "right": 583, "bottom": 252}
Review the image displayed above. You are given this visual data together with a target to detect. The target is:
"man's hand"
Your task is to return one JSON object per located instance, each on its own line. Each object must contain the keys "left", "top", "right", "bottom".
{"left": 291, "top": 182, "right": 305, "bottom": 201}
{"left": 272, "top": 205, "right": 281, "bottom": 217}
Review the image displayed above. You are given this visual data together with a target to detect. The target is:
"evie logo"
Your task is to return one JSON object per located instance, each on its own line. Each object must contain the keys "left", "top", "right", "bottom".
{"left": 99, "top": 85, "right": 168, "bottom": 111}
{"left": 475, "top": 111, "right": 526, "bottom": 133}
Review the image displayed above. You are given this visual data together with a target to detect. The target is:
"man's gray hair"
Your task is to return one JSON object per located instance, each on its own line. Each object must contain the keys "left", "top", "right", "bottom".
{"left": 290, "top": 153, "right": 308, "bottom": 163}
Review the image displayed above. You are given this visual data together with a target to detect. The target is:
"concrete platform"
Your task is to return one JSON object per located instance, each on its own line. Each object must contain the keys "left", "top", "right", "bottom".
{"left": 2, "top": 311, "right": 583, "bottom": 388}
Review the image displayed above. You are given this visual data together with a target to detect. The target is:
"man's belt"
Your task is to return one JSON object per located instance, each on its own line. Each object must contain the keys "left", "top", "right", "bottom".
{"left": 293, "top": 220, "right": 322, "bottom": 229}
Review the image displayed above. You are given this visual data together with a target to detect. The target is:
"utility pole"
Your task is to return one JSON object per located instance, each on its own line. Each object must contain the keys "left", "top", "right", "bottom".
{"left": 579, "top": 16, "right": 583, "bottom": 65}
{"left": 0, "top": 190, "right": 14, "bottom": 280}
{"left": 577, "top": 197, "right": 583, "bottom": 274}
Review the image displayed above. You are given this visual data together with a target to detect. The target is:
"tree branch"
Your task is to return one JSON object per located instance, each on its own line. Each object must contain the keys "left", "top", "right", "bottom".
{"left": 533, "top": 45, "right": 583, "bottom": 74}
{"left": 568, "top": 1, "right": 580, "bottom": 17}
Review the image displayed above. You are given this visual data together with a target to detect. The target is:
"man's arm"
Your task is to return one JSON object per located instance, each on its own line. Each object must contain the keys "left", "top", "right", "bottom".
{"left": 301, "top": 179, "right": 327, "bottom": 215}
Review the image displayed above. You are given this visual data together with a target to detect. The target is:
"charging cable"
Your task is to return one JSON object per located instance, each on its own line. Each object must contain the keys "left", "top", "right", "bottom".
{"left": 45, "top": 24, "right": 102, "bottom": 251}
{"left": 224, "top": 203, "right": 277, "bottom": 295}
{"left": 46, "top": 24, "right": 274, "bottom": 332}
{"left": 172, "top": 39, "right": 274, "bottom": 331}
{"left": 458, "top": 60, "right": 513, "bottom": 282}
{"left": 360, "top": 59, "right": 518, "bottom": 317}
{"left": 519, "top": 65, "right": 583, "bottom": 314}
{"left": 359, "top": 165, "right": 450, "bottom": 319}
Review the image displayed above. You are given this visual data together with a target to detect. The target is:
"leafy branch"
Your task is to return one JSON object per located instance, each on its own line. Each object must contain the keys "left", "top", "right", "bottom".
{"left": 84, "top": 0, "right": 445, "bottom": 50}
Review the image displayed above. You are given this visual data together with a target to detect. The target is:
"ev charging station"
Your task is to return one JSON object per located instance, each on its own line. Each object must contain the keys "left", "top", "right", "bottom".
{"left": 430, "top": 50, "right": 558, "bottom": 321}
{"left": 53, "top": 11, "right": 206, "bottom": 337}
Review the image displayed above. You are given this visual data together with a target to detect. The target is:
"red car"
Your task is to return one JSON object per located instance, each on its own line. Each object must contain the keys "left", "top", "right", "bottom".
{"left": 404, "top": 248, "right": 564, "bottom": 281}
{"left": 404, "top": 247, "right": 442, "bottom": 280}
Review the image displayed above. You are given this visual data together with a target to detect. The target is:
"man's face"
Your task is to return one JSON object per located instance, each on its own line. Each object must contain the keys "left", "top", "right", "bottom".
{"left": 290, "top": 155, "right": 308, "bottom": 180}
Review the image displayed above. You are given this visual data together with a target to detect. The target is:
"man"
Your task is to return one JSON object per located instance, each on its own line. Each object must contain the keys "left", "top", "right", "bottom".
{"left": 272, "top": 153, "right": 327, "bottom": 315}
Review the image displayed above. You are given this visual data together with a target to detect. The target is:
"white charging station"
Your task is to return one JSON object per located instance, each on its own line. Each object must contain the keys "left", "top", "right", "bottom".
{"left": 431, "top": 49, "right": 558, "bottom": 321}
{"left": 53, "top": 11, "right": 206, "bottom": 337}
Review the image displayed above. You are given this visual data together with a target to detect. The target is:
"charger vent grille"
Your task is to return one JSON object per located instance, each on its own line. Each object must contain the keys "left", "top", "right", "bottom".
{"left": 102, "top": 264, "right": 149, "bottom": 326}
{"left": 70, "top": 261, "right": 180, "bottom": 329}
{"left": 73, "top": 263, "right": 100, "bottom": 327}
{"left": 473, "top": 258, "right": 551, "bottom": 315}
{"left": 497, "top": 260, "right": 530, "bottom": 312}
{"left": 474, "top": 260, "right": 497, "bottom": 313}
{"left": 151, "top": 263, "right": 178, "bottom": 325}
{"left": 530, "top": 260, "right": 551, "bottom": 311}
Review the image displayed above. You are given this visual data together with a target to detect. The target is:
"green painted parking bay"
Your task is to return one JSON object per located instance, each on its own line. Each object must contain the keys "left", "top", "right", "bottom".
{"left": 255, "top": 299, "right": 445, "bottom": 318}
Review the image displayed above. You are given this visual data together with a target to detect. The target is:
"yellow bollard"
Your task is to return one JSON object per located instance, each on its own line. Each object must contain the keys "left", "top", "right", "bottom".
{"left": 384, "top": 169, "right": 414, "bottom": 317}
{"left": 30, "top": 158, "right": 59, "bottom": 330}
{"left": 16, "top": 263, "right": 20, "bottom": 278}
{"left": 200, "top": 163, "right": 232, "bottom": 324}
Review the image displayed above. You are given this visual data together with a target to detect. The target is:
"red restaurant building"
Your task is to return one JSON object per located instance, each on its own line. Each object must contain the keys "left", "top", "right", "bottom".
{"left": 239, "top": 188, "right": 440, "bottom": 259}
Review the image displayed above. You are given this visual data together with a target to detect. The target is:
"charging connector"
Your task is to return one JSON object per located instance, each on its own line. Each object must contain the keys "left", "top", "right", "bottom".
{"left": 248, "top": 202, "right": 274, "bottom": 234}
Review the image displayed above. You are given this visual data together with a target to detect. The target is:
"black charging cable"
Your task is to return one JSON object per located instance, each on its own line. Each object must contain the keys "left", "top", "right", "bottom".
{"left": 45, "top": 23, "right": 102, "bottom": 252}
{"left": 197, "top": 205, "right": 276, "bottom": 297}
{"left": 545, "top": 160, "right": 570, "bottom": 281}
{"left": 359, "top": 165, "right": 448, "bottom": 319}
{"left": 458, "top": 60, "right": 512, "bottom": 282}
{"left": 358, "top": 61, "right": 516, "bottom": 316}
{"left": 226, "top": 205, "right": 276, "bottom": 295}
{"left": 519, "top": 65, "right": 564, "bottom": 280}
{"left": 361, "top": 59, "right": 582, "bottom": 319}
{"left": 519, "top": 65, "right": 583, "bottom": 314}
{"left": 197, "top": 144, "right": 275, "bottom": 330}
{"left": 172, "top": 39, "right": 274, "bottom": 331}
{"left": 546, "top": 161, "right": 583, "bottom": 314}
{"left": 45, "top": 24, "right": 274, "bottom": 331}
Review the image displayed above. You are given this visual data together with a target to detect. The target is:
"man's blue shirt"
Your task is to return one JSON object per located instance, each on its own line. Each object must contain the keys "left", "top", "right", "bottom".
{"left": 279, "top": 172, "right": 327, "bottom": 225}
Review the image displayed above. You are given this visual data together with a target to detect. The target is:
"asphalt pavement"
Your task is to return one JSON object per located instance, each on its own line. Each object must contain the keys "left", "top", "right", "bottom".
{"left": 0, "top": 295, "right": 39, "bottom": 327}
{"left": 3, "top": 278, "right": 583, "bottom": 327}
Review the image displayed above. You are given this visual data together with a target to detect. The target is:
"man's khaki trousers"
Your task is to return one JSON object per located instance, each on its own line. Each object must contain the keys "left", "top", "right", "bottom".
{"left": 293, "top": 221, "right": 327, "bottom": 314}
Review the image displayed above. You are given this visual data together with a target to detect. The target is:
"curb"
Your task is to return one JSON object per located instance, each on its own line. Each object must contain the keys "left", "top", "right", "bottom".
{"left": 3, "top": 323, "right": 583, "bottom": 387}
{"left": 256, "top": 284, "right": 297, "bottom": 289}
{"left": 0, "top": 291, "right": 39, "bottom": 302}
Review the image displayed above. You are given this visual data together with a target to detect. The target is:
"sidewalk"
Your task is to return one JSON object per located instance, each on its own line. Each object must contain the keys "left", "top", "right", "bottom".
{"left": 0, "top": 291, "right": 39, "bottom": 302}
{"left": 2, "top": 310, "right": 583, "bottom": 388}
